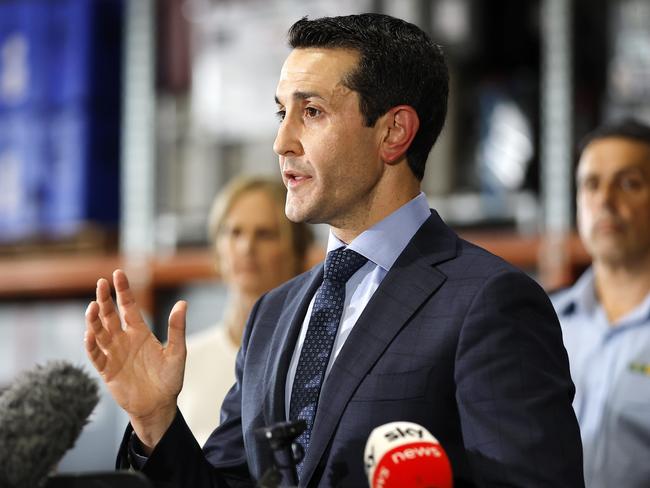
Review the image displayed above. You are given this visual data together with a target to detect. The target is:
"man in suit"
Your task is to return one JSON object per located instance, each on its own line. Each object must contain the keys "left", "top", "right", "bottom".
{"left": 84, "top": 14, "right": 584, "bottom": 487}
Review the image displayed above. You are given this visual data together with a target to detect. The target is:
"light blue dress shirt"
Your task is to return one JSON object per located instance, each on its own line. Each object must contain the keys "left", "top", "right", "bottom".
{"left": 552, "top": 269, "right": 650, "bottom": 488}
{"left": 285, "top": 192, "right": 431, "bottom": 418}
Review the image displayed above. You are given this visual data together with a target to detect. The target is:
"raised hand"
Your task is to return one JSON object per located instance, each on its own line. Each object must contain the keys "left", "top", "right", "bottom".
{"left": 84, "top": 269, "right": 187, "bottom": 450}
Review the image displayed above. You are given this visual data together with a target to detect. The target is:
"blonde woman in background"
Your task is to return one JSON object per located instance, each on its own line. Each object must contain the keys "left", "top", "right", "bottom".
{"left": 178, "top": 176, "right": 315, "bottom": 445}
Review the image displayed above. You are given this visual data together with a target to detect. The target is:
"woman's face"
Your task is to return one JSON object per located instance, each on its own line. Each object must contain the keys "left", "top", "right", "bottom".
{"left": 217, "top": 189, "right": 299, "bottom": 297}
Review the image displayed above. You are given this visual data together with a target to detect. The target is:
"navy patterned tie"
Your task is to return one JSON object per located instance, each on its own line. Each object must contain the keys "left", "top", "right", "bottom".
{"left": 289, "top": 247, "right": 368, "bottom": 475}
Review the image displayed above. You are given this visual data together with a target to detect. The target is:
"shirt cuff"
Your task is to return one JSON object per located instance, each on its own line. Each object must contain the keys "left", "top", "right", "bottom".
{"left": 127, "top": 431, "right": 149, "bottom": 469}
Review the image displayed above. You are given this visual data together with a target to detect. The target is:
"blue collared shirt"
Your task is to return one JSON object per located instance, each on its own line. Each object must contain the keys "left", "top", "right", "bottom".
{"left": 552, "top": 269, "right": 650, "bottom": 488}
{"left": 285, "top": 192, "right": 431, "bottom": 418}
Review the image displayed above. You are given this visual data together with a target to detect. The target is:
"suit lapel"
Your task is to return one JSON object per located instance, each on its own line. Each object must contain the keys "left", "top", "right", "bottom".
{"left": 263, "top": 266, "right": 324, "bottom": 427}
{"left": 299, "top": 212, "right": 459, "bottom": 485}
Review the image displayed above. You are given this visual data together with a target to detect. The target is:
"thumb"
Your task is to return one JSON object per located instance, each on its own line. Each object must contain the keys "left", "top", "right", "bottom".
{"left": 167, "top": 300, "right": 187, "bottom": 357}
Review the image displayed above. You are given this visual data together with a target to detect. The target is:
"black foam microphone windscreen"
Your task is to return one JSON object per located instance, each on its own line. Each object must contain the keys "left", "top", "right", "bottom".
{"left": 0, "top": 360, "right": 99, "bottom": 488}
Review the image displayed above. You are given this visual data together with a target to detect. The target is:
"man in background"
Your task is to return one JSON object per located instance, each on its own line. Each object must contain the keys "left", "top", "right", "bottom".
{"left": 553, "top": 118, "right": 650, "bottom": 488}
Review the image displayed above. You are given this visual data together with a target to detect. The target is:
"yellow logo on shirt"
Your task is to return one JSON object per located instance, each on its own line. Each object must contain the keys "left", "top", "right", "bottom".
{"left": 628, "top": 361, "right": 650, "bottom": 376}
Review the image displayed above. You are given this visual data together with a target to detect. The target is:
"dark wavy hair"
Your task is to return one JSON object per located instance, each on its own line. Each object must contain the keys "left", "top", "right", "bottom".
{"left": 287, "top": 13, "right": 449, "bottom": 181}
{"left": 578, "top": 118, "right": 650, "bottom": 154}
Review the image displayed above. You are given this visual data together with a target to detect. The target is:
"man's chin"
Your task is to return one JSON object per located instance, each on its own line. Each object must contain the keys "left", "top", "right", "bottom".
{"left": 285, "top": 199, "right": 303, "bottom": 222}
{"left": 285, "top": 204, "right": 324, "bottom": 225}
{"left": 591, "top": 242, "right": 633, "bottom": 265}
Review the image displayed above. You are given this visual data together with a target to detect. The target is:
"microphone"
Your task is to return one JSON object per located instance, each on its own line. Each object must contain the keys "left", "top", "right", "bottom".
{"left": 0, "top": 360, "right": 100, "bottom": 488}
{"left": 256, "top": 419, "right": 306, "bottom": 488}
{"left": 364, "top": 421, "right": 453, "bottom": 488}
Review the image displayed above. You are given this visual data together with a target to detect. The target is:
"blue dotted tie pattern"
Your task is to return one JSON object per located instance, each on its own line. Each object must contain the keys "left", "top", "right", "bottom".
{"left": 289, "top": 247, "right": 368, "bottom": 476}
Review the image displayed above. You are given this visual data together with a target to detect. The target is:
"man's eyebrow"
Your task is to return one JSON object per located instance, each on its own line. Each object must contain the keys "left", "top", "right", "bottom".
{"left": 615, "top": 165, "right": 650, "bottom": 177}
{"left": 578, "top": 164, "right": 648, "bottom": 180}
{"left": 275, "top": 91, "right": 324, "bottom": 105}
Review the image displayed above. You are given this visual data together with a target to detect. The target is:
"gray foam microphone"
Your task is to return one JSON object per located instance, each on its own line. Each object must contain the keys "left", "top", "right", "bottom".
{"left": 0, "top": 360, "right": 100, "bottom": 488}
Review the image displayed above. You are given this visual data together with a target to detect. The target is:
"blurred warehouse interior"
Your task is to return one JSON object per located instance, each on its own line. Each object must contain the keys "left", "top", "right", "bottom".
{"left": 0, "top": 0, "right": 650, "bottom": 473}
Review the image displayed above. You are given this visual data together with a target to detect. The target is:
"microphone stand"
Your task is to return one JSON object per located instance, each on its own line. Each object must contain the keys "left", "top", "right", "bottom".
{"left": 256, "top": 420, "right": 306, "bottom": 487}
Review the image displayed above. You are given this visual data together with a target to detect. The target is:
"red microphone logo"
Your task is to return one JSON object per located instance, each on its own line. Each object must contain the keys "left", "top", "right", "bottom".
{"left": 364, "top": 421, "right": 452, "bottom": 488}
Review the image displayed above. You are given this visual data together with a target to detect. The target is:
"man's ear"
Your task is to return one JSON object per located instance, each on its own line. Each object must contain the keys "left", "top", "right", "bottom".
{"left": 379, "top": 105, "right": 420, "bottom": 164}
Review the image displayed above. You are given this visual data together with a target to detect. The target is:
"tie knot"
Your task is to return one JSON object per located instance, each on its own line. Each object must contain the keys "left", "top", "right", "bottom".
{"left": 324, "top": 248, "right": 368, "bottom": 283}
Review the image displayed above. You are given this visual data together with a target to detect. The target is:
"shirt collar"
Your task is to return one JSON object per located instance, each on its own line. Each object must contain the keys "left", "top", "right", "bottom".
{"left": 556, "top": 267, "right": 650, "bottom": 327}
{"left": 556, "top": 267, "right": 599, "bottom": 318}
{"left": 326, "top": 192, "right": 431, "bottom": 271}
{"left": 620, "top": 290, "right": 650, "bottom": 325}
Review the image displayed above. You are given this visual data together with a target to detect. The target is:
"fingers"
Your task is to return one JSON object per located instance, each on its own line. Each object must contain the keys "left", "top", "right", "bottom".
{"left": 84, "top": 301, "right": 108, "bottom": 372}
{"left": 87, "top": 277, "right": 123, "bottom": 374}
{"left": 96, "top": 277, "right": 123, "bottom": 335}
{"left": 113, "top": 269, "right": 147, "bottom": 329}
{"left": 167, "top": 300, "right": 187, "bottom": 356}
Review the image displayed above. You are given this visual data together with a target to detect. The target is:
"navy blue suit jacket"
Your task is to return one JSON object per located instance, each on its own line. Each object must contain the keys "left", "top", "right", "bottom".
{"left": 120, "top": 211, "right": 584, "bottom": 487}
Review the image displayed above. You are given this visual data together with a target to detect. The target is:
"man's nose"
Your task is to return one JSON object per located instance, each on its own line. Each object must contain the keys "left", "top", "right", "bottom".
{"left": 596, "top": 182, "right": 617, "bottom": 208}
{"left": 273, "top": 116, "right": 303, "bottom": 157}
